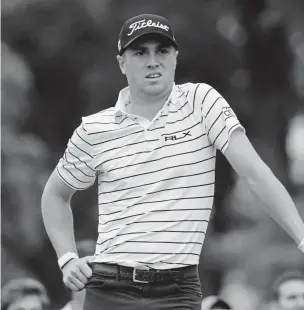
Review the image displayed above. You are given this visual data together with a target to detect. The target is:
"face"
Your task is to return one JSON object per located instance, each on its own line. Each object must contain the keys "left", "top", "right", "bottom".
{"left": 7, "top": 295, "right": 43, "bottom": 310}
{"left": 117, "top": 37, "right": 178, "bottom": 98}
{"left": 277, "top": 279, "right": 304, "bottom": 310}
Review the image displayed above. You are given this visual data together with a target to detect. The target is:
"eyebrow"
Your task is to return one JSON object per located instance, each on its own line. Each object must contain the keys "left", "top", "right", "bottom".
{"left": 286, "top": 294, "right": 297, "bottom": 299}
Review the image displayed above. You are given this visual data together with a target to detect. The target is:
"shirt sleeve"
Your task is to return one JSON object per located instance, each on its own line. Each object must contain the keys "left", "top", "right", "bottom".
{"left": 199, "top": 84, "right": 245, "bottom": 153}
{"left": 56, "top": 120, "right": 97, "bottom": 190}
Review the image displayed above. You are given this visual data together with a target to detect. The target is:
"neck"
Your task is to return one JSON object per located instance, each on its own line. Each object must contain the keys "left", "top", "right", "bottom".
{"left": 128, "top": 87, "right": 173, "bottom": 120}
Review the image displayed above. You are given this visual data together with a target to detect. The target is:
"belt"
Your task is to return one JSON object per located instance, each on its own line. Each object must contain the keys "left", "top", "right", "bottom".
{"left": 91, "top": 263, "right": 198, "bottom": 284}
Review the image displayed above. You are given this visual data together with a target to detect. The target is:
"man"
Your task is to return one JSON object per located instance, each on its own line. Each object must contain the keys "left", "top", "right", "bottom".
{"left": 201, "top": 295, "right": 232, "bottom": 309}
{"left": 41, "top": 14, "right": 304, "bottom": 310}
{"left": 1, "top": 278, "right": 50, "bottom": 310}
{"left": 270, "top": 270, "right": 304, "bottom": 310}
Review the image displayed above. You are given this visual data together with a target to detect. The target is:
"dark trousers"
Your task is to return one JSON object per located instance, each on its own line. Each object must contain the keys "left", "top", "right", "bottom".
{"left": 84, "top": 263, "right": 202, "bottom": 310}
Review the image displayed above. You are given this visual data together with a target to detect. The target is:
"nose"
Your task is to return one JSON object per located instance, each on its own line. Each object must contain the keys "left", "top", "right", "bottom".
{"left": 147, "top": 52, "right": 159, "bottom": 68}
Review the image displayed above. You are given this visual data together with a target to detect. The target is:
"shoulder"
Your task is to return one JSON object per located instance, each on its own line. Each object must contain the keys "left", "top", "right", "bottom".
{"left": 176, "top": 82, "right": 214, "bottom": 99}
{"left": 176, "top": 83, "right": 218, "bottom": 108}
{"left": 81, "top": 107, "right": 116, "bottom": 132}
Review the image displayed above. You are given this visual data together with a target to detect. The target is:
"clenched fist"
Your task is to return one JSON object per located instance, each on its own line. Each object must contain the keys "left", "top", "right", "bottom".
{"left": 62, "top": 256, "right": 93, "bottom": 291}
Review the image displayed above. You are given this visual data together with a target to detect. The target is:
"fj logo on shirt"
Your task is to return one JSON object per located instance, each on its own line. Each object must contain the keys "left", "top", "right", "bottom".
{"left": 222, "top": 106, "right": 235, "bottom": 118}
{"left": 127, "top": 19, "right": 170, "bottom": 36}
{"left": 164, "top": 131, "right": 191, "bottom": 141}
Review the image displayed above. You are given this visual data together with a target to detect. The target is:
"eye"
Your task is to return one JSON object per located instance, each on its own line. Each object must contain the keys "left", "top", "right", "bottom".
{"left": 134, "top": 50, "right": 145, "bottom": 56}
{"left": 159, "top": 48, "right": 169, "bottom": 54}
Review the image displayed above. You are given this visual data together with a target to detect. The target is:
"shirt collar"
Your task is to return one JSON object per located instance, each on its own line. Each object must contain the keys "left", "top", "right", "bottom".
{"left": 114, "top": 84, "right": 179, "bottom": 123}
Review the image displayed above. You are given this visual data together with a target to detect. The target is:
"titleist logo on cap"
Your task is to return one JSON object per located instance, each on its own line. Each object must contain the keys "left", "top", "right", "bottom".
{"left": 127, "top": 19, "right": 170, "bottom": 36}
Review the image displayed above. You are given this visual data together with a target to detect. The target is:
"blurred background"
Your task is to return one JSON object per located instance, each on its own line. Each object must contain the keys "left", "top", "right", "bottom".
{"left": 1, "top": 0, "right": 304, "bottom": 309}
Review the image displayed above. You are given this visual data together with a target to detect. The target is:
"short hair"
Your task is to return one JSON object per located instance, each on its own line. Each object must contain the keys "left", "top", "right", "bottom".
{"left": 1, "top": 278, "right": 50, "bottom": 310}
{"left": 201, "top": 295, "right": 232, "bottom": 309}
{"left": 271, "top": 270, "right": 304, "bottom": 301}
{"left": 211, "top": 300, "right": 231, "bottom": 309}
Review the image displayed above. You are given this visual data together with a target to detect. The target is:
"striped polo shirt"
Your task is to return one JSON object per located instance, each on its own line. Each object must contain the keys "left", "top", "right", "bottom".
{"left": 56, "top": 82, "right": 244, "bottom": 269}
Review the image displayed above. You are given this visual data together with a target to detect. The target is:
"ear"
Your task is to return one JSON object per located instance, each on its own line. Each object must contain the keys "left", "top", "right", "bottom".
{"left": 117, "top": 55, "right": 126, "bottom": 75}
{"left": 173, "top": 50, "right": 178, "bottom": 70}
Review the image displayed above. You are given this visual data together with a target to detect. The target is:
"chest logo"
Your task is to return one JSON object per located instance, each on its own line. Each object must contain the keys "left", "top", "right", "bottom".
{"left": 164, "top": 130, "right": 191, "bottom": 141}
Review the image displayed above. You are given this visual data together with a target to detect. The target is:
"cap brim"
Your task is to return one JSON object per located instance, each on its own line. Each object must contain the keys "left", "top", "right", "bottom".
{"left": 119, "top": 31, "right": 178, "bottom": 55}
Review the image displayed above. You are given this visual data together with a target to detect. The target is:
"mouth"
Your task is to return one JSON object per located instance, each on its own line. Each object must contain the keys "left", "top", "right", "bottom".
{"left": 145, "top": 73, "right": 162, "bottom": 80}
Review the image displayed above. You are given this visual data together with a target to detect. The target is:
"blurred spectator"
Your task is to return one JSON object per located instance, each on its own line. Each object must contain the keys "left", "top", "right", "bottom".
{"left": 269, "top": 270, "right": 304, "bottom": 310}
{"left": 60, "top": 239, "right": 96, "bottom": 310}
{"left": 1, "top": 278, "right": 50, "bottom": 310}
{"left": 201, "top": 295, "right": 232, "bottom": 309}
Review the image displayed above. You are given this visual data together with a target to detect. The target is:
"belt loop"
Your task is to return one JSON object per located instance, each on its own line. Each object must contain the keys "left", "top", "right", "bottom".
{"left": 116, "top": 265, "right": 120, "bottom": 282}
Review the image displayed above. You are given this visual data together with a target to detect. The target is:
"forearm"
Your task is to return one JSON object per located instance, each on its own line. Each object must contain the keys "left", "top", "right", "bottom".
{"left": 41, "top": 193, "right": 77, "bottom": 258}
{"left": 244, "top": 164, "right": 304, "bottom": 245}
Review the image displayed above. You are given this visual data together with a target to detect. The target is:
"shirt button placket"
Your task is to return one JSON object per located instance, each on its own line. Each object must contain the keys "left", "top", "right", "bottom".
{"left": 144, "top": 128, "right": 151, "bottom": 152}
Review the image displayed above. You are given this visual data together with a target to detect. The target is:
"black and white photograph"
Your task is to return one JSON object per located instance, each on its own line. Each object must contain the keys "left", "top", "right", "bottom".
{"left": 1, "top": 1, "right": 304, "bottom": 309}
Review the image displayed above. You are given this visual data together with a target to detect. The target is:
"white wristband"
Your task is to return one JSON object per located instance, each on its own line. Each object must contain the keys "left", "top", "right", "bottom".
{"left": 298, "top": 239, "right": 304, "bottom": 254}
{"left": 58, "top": 252, "right": 79, "bottom": 269}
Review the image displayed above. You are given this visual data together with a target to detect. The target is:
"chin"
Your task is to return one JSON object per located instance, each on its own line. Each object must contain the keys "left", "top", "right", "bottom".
{"left": 143, "top": 84, "right": 167, "bottom": 96}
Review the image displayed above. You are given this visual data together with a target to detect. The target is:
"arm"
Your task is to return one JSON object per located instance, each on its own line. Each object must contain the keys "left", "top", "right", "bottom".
{"left": 41, "top": 120, "right": 97, "bottom": 291}
{"left": 41, "top": 169, "right": 77, "bottom": 258}
{"left": 41, "top": 169, "right": 93, "bottom": 291}
{"left": 224, "top": 128, "right": 304, "bottom": 245}
{"left": 42, "top": 120, "right": 96, "bottom": 257}
{"left": 194, "top": 83, "right": 304, "bottom": 246}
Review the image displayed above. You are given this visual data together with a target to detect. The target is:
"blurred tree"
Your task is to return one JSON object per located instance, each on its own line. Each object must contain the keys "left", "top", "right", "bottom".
{"left": 1, "top": 43, "right": 50, "bottom": 284}
{"left": 209, "top": 1, "right": 303, "bottom": 305}
{"left": 237, "top": 0, "right": 294, "bottom": 180}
